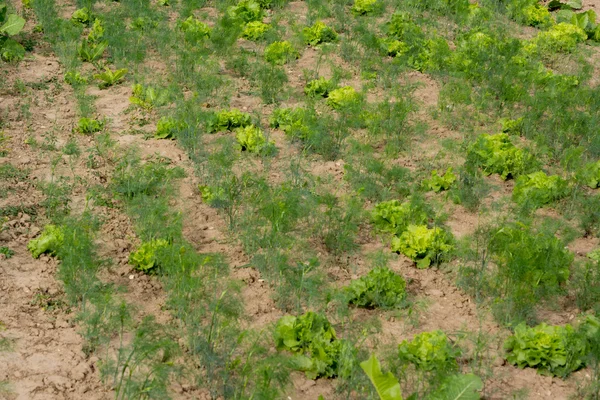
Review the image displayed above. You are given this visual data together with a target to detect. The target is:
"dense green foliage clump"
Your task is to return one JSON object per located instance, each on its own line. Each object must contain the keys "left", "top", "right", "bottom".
{"left": 27, "top": 225, "right": 64, "bottom": 258}
{"left": 345, "top": 266, "right": 406, "bottom": 308}
{"left": 391, "top": 225, "right": 453, "bottom": 269}
{"left": 398, "top": 330, "right": 460, "bottom": 372}
{"left": 326, "top": 86, "right": 360, "bottom": 109}
{"left": 235, "top": 125, "right": 270, "bottom": 153}
{"left": 264, "top": 41, "right": 299, "bottom": 65}
{"left": 303, "top": 21, "right": 338, "bottom": 46}
{"left": 242, "top": 21, "right": 270, "bottom": 41}
{"left": 208, "top": 109, "right": 252, "bottom": 133}
{"left": 129, "top": 239, "right": 170, "bottom": 273}
{"left": 304, "top": 77, "right": 334, "bottom": 97}
{"left": 371, "top": 199, "right": 428, "bottom": 236}
{"left": 512, "top": 171, "right": 569, "bottom": 209}
{"left": 466, "top": 133, "right": 535, "bottom": 180}
{"left": 274, "top": 312, "right": 354, "bottom": 379}
{"left": 425, "top": 168, "right": 456, "bottom": 192}
{"left": 505, "top": 316, "right": 600, "bottom": 377}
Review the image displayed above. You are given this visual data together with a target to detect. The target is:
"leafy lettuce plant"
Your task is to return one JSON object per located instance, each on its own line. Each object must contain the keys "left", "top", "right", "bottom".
{"left": 27, "top": 224, "right": 64, "bottom": 258}
{"left": 208, "top": 109, "right": 252, "bottom": 133}
{"left": 577, "top": 160, "right": 600, "bottom": 188}
{"left": 129, "top": 239, "right": 169, "bottom": 273}
{"left": 242, "top": 21, "right": 270, "bottom": 41}
{"left": 303, "top": 21, "right": 338, "bottom": 46}
{"left": 274, "top": 311, "right": 354, "bottom": 379}
{"left": 556, "top": 9, "right": 600, "bottom": 41}
{"left": 345, "top": 267, "right": 406, "bottom": 308}
{"left": 77, "top": 117, "right": 104, "bottom": 134}
{"left": 371, "top": 199, "right": 428, "bottom": 236}
{"left": 380, "top": 38, "right": 409, "bottom": 57}
{"left": 87, "top": 18, "right": 104, "bottom": 43}
{"left": 304, "top": 77, "right": 333, "bottom": 98}
{"left": 504, "top": 322, "right": 587, "bottom": 377}
{"left": 228, "top": 0, "right": 265, "bottom": 23}
{"left": 155, "top": 117, "right": 186, "bottom": 139}
{"left": 264, "top": 41, "right": 299, "bottom": 65}
{"left": 0, "top": 4, "right": 26, "bottom": 62}
{"left": 77, "top": 39, "right": 108, "bottom": 63}
{"left": 235, "top": 125, "right": 269, "bottom": 153}
{"left": 352, "top": 0, "right": 379, "bottom": 15}
{"left": 71, "top": 7, "right": 92, "bottom": 25}
{"left": 425, "top": 167, "right": 456, "bottom": 193}
{"left": 398, "top": 330, "right": 460, "bottom": 372}
{"left": 326, "top": 86, "right": 360, "bottom": 109}
{"left": 269, "top": 107, "right": 312, "bottom": 140}
{"left": 129, "top": 84, "right": 169, "bottom": 110}
{"left": 382, "top": 12, "right": 443, "bottom": 71}
{"left": 466, "top": 133, "right": 535, "bottom": 180}
{"left": 512, "top": 171, "right": 569, "bottom": 209}
{"left": 533, "top": 22, "right": 587, "bottom": 53}
{"left": 506, "top": 0, "right": 553, "bottom": 27}
{"left": 391, "top": 225, "right": 453, "bottom": 269}
{"left": 179, "top": 16, "right": 211, "bottom": 43}
{"left": 93, "top": 67, "right": 127, "bottom": 89}
{"left": 65, "top": 71, "right": 88, "bottom": 86}
{"left": 199, "top": 184, "right": 227, "bottom": 205}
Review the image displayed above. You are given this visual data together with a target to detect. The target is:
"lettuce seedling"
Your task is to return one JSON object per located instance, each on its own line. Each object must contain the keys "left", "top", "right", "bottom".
{"left": 274, "top": 311, "right": 354, "bottom": 379}
{"left": 398, "top": 330, "right": 460, "bottom": 372}
{"left": 304, "top": 77, "right": 333, "bottom": 97}
{"left": 345, "top": 267, "right": 406, "bottom": 308}
{"left": 27, "top": 224, "right": 64, "bottom": 258}
{"left": 71, "top": 7, "right": 92, "bottom": 25}
{"left": 326, "top": 86, "right": 360, "bottom": 109}
{"left": 504, "top": 322, "right": 587, "bottom": 377}
{"left": 155, "top": 117, "right": 186, "bottom": 139}
{"left": 379, "top": 38, "right": 409, "bottom": 57}
{"left": 179, "top": 16, "right": 211, "bottom": 43}
{"left": 199, "top": 184, "right": 226, "bottom": 205}
{"left": 87, "top": 19, "right": 104, "bottom": 43}
{"left": 208, "top": 109, "right": 252, "bottom": 133}
{"left": 228, "top": 0, "right": 264, "bottom": 23}
{"left": 352, "top": 0, "right": 379, "bottom": 15}
{"left": 77, "top": 117, "right": 104, "bottom": 134}
{"left": 303, "top": 21, "right": 338, "bottom": 46}
{"left": 78, "top": 39, "right": 108, "bottom": 63}
{"left": 242, "top": 21, "right": 270, "bottom": 41}
{"left": 64, "top": 71, "right": 88, "bottom": 85}
{"left": 371, "top": 199, "right": 428, "bottom": 236}
{"left": 578, "top": 160, "right": 600, "bottom": 188}
{"left": 0, "top": 6, "right": 26, "bottom": 62}
{"left": 93, "top": 67, "right": 128, "bottom": 89}
{"left": 270, "top": 107, "right": 312, "bottom": 140}
{"left": 391, "top": 225, "right": 453, "bottom": 269}
{"left": 264, "top": 41, "right": 299, "bottom": 65}
{"left": 425, "top": 167, "right": 456, "bottom": 193}
{"left": 129, "top": 239, "right": 169, "bottom": 273}
{"left": 235, "top": 125, "right": 269, "bottom": 153}
{"left": 512, "top": 171, "right": 569, "bottom": 209}
{"left": 466, "top": 133, "right": 535, "bottom": 180}
{"left": 129, "top": 84, "right": 169, "bottom": 110}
